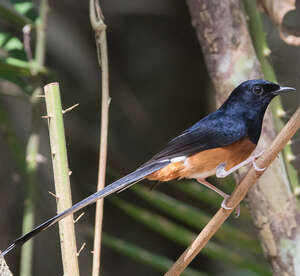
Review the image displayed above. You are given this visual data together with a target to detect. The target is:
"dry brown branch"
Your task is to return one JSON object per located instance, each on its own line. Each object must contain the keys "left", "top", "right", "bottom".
{"left": 89, "top": 1, "right": 110, "bottom": 275}
{"left": 166, "top": 106, "right": 300, "bottom": 275}
{"left": 186, "top": 0, "right": 300, "bottom": 274}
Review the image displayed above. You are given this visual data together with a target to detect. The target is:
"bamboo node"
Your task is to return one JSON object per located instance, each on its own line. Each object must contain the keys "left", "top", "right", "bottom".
{"left": 286, "top": 153, "right": 296, "bottom": 162}
{"left": 294, "top": 187, "right": 300, "bottom": 196}
{"left": 276, "top": 109, "right": 286, "bottom": 118}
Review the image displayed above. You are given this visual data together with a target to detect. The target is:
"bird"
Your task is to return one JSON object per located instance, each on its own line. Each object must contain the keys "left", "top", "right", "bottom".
{"left": 1, "top": 79, "right": 295, "bottom": 256}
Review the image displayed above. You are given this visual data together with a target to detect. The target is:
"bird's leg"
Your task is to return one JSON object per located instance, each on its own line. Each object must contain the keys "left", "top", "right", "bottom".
{"left": 197, "top": 178, "right": 240, "bottom": 217}
{"left": 216, "top": 150, "right": 266, "bottom": 178}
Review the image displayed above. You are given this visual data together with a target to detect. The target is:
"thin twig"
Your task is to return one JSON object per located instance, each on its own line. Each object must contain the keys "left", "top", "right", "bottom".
{"left": 62, "top": 103, "right": 79, "bottom": 114}
{"left": 48, "top": 191, "right": 59, "bottom": 199}
{"left": 74, "top": 212, "right": 85, "bottom": 223}
{"left": 165, "top": 106, "right": 300, "bottom": 275}
{"left": 77, "top": 242, "right": 86, "bottom": 257}
{"left": 44, "top": 82, "right": 80, "bottom": 276}
{"left": 22, "top": 24, "right": 33, "bottom": 62}
{"left": 89, "top": 1, "right": 110, "bottom": 276}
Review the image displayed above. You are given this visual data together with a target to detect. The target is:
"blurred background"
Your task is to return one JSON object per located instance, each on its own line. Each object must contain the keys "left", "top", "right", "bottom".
{"left": 0, "top": 0, "right": 300, "bottom": 275}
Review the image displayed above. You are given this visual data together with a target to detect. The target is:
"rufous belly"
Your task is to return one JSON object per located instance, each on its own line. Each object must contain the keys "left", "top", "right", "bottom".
{"left": 147, "top": 136, "right": 256, "bottom": 182}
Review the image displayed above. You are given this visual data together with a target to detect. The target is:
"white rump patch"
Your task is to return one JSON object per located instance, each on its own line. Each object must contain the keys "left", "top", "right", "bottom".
{"left": 170, "top": 156, "right": 186, "bottom": 163}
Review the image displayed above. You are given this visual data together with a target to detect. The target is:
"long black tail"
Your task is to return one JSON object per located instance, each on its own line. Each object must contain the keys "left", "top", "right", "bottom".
{"left": 1, "top": 160, "right": 169, "bottom": 256}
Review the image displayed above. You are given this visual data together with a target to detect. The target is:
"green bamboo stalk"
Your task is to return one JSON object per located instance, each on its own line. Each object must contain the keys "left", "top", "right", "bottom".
{"left": 44, "top": 82, "right": 79, "bottom": 276}
{"left": 109, "top": 197, "right": 270, "bottom": 275}
{"left": 20, "top": 1, "right": 49, "bottom": 275}
{"left": 132, "top": 186, "right": 261, "bottom": 255}
{"left": 0, "top": 92, "right": 35, "bottom": 275}
{"left": 243, "top": 0, "right": 300, "bottom": 195}
{"left": 20, "top": 88, "right": 41, "bottom": 276}
{"left": 33, "top": 0, "right": 47, "bottom": 73}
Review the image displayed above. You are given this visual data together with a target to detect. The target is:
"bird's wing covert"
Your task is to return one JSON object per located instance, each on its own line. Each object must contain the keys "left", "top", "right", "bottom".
{"left": 147, "top": 114, "right": 248, "bottom": 162}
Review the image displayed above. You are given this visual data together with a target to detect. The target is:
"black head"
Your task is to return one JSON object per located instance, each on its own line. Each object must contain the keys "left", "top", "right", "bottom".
{"left": 225, "top": 79, "right": 295, "bottom": 109}
{"left": 222, "top": 79, "right": 296, "bottom": 144}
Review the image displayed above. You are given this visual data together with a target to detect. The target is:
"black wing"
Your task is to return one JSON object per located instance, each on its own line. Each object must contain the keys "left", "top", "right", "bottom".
{"left": 147, "top": 111, "right": 248, "bottom": 163}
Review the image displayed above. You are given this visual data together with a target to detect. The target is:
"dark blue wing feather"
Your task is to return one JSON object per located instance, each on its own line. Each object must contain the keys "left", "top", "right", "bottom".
{"left": 148, "top": 110, "right": 248, "bottom": 162}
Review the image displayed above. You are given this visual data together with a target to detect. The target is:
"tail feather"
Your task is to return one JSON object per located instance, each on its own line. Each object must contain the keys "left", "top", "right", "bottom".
{"left": 1, "top": 160, "right": 169, "bottom": 256}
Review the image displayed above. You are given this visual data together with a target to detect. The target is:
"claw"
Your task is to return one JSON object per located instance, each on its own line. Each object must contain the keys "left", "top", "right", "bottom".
{"left": 221, "top": 196, "right": 240, "bottom": 217}
{"left": 234, "top": 205, "right": 240, "bottom": 218}
{"left": 251, "top": 150, "right": 266, "bottom": 172}
{"left": 221, "top": 196, "right": 233, "bottom": 210}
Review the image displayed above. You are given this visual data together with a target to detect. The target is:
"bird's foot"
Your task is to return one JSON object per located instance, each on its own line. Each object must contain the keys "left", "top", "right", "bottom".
{"left": 251, "top": 150, "right": 266, "bottom": 172}
{"left": 221, "top": 195, "right": 240, "bottom": 218}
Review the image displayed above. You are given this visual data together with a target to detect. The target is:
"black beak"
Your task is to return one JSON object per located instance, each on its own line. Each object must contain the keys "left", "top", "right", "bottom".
{"left": 273, "top": 86, "right": 296, "bottom": 95}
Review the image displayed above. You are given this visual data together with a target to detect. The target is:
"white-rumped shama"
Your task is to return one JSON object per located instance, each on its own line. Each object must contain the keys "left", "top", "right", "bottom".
{"left": 1, "top": 79, "right": 296, "bottom": 256}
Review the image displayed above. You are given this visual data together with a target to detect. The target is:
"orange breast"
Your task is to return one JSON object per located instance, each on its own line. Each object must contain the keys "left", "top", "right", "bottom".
{"left": 147, "top": 136, "right": 256, "bottom": 182}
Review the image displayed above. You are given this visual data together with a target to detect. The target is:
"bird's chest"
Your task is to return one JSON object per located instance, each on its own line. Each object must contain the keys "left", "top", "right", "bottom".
{"left": 147, "top": 136, "right": 256, "bottom": 181}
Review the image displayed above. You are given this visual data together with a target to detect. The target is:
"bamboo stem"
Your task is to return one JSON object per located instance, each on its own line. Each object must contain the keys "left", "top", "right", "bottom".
{"left": 89, "top": 1, "right": 110, "bottom": 275}
{"left": 20, "top": 1, "right": 49, "bottom": 275}
{"left": 243, "top": 0, "right": 300, "bottom": 197}
{"left": 44, "top": 82, "right": 80, "bottom": 276}
{"left": 165, "top": 106, "right": 300, "bottom": 275}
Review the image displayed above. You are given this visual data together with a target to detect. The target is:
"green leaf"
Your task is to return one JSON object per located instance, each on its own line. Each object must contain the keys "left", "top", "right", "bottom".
{"left": 4, "top": 37, "right": 23, "bottom": 51}
{"left": 10, "top": 0, "right": 37, "bottom": 20}
{"left": 0, "top": 31, "right": 28, "bottom": 59}
{"left": 13, "top": 1, "right": 33, "bottom": 15}
{"left": 0, "top": 1, "right": 32, "bottom": 26}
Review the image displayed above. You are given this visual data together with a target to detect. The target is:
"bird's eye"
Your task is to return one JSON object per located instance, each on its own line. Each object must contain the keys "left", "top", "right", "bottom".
{"left": 252, "top": 85, "right": 264, "bottom": 95}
